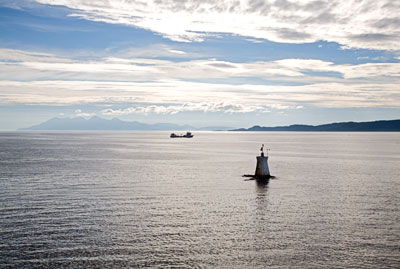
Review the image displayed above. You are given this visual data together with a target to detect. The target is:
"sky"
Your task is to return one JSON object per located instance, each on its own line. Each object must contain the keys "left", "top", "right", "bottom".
{"left": 0, "top": 0, "right": 399, "bottom": 130}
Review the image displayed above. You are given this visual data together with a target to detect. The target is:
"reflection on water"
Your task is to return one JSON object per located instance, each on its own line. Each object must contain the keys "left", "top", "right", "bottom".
{"left": 255, "top": 178, "right": 270, "bottom": 194}
{"left": 1, "top": 131, "right": 399, "bottom": 268}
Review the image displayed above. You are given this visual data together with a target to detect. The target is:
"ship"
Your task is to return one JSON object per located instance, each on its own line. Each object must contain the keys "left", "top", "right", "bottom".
{"left": 170, "top": 132, "right": 194, "bottom": 138}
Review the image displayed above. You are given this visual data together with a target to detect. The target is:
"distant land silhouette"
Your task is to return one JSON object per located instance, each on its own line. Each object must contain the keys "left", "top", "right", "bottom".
{"left": 232, "top": 119, "right": 400, "bottom": 132}
{"left": 19, "top": 116, "right": 232, "bottom": 131}
{"left": 19, "top": 117, "right": 400, "bottom": 132}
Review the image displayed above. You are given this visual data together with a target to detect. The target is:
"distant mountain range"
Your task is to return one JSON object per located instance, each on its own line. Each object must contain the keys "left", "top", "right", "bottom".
{"left": 232, "top": 119, "right": 400, "bottom": 132}
{"left": 19, "top": 116, "right": 232, "bottom": 131}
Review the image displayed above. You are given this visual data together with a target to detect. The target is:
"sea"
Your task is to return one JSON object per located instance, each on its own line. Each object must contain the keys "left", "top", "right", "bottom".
{"left": 0, "top": 131, "right": 399, "bottom": 268}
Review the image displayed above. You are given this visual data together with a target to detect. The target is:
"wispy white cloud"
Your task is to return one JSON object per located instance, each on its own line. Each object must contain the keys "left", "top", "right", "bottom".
{"left": 2, "top": 48, "right": 399, "bottom": 82}
{"left": 112, "top": 44, "right": 196, "bottom": 59}
{"left": 0, "top": 48, "right": 70, "bottom": 63}
{"left": 167, "top": 49, "right": 186, "bottom": 55}
{"left": 34, "top": 0, "right": 400, "bottom": 50}
{"left": 0, "top": 48, "right": 399, "bottom": 110}
{"left": 245, "top": 38, "right": 264, "bottom": 43}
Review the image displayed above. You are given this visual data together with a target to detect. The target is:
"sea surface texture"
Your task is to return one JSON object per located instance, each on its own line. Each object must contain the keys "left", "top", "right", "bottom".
{"left": 1, "top": 132, "right": 399, "bottom": 268}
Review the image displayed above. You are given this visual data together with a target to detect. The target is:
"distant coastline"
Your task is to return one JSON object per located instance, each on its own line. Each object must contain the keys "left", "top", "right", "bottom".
{"left": 18, "top": 117, "right": 400, "bottom": 132}
{"left": 231, "top": 119, "right": 400, "bottom": 132}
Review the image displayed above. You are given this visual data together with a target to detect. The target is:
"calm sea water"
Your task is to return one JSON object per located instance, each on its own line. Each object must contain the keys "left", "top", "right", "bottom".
{"left": 1, "top": 132, "right": 399, "bottom": 268}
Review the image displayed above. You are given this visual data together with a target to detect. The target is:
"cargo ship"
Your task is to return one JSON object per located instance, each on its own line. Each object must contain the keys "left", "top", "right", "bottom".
{"left": 170, "top": 132, "right": 194, "bottom": 138}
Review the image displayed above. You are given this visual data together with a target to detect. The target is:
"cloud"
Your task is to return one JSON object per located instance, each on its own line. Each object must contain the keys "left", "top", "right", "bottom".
{"left": 74, "top": 109, "right": 95, "bottom": 117}
{"left": 0, "top": 48, "right": 399, "bottom": 109}
{"left": 1, "top": 78, "right": 398, "bottom": 109}
{"left": 167, "top": 49, "right": 186, "bottom": 55}
{"left": 0, "top": 48, "right": 69, "bottom": 63}
{"left": 113, "top": 44, "right": 195, "bottom": 59}
{"left": 2, "top": 48, "right": 399, "bottom": 82}
{"left": 101, "top": 102, "right": 271, "bottom": 116}
{"left": 245, "top": 38, "right": 264, "bottom": 43}
{"left": 33, "top": 0, "right": 400, "bottom": 50}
